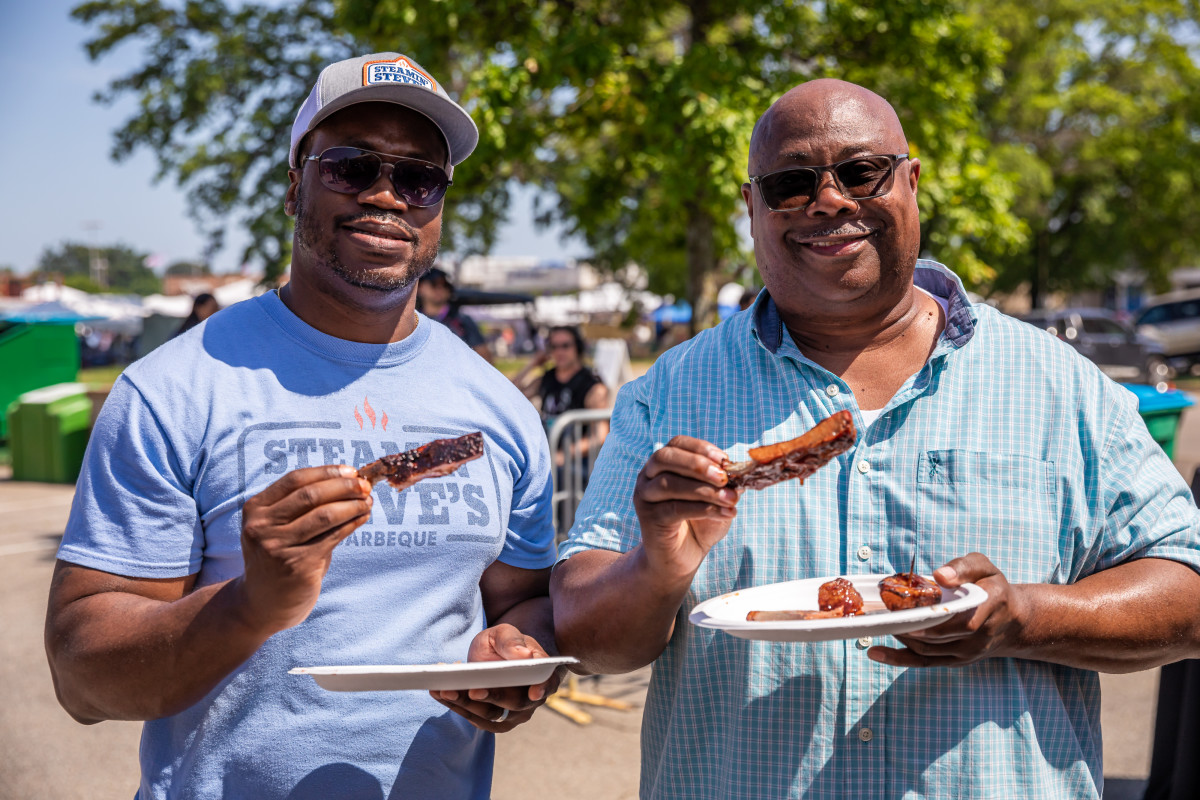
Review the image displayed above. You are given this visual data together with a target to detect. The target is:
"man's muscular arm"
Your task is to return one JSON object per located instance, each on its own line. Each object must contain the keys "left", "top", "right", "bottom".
{"left": 45, "top": 465, "right": 371, "bottom": 723}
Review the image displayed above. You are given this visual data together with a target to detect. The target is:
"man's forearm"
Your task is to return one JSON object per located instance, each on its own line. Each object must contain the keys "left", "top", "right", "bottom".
{"left": 1010, "top": 558, "right": 1200, "bottom": 672}
{"left": 551, "top": 547, "right": 695, "bottom": 674}
{"left": 47, "top": 577, "right": 270, "bottom": 723}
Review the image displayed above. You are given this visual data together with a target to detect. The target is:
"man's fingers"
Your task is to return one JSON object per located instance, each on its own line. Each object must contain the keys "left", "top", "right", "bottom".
{"left": 492, "top": 628, "right": 547, "bottom": 660}
{"left": 934, "top": 552, "right": 997, "bottom": 587}
{"left": 901, "top": 608, "right": 981, "bottom": 642}
{"left": 467, "top": 684, "right": 542, "bottom": 708}
{"left": 867, "top": 645, "right": 961, "bottom": 669}
{"left": 638, "top": 471, "right": 739, "bottom": 509}
{"left": 250, "top": 464, "right": 362, "bottom": 506}
{"left": 528, "top": 666, "right": 567, "bottom": 701}
{"left": 641, "top": 500, "right": 738, "bottom": 527}
{"left": 289, "top": 499, "right": 374, "bottom": 543}
{"left": 250, "top": 497, "right": 373, "bottom": 549}
{"left": 662, "top": 435, "right": 729, "bottom": 463}
{"left": 258, "top": 476, "right": 373, "bottom": 527}
{"left": 467, "top": 624, "right": 533, "bottom": 663}
{"left": 641, "top": 444, "right": 729, "bottom": 488}
{"left": 430, "top": 693, "right": 534, "bottom": 731}
{"left": 302, "top": 511, "right": 372, "bottom": 550}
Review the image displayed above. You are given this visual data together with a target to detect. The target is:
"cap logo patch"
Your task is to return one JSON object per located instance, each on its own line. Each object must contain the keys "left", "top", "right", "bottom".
{"left": 362, "top": 57, "right": 437, "bottom": 92}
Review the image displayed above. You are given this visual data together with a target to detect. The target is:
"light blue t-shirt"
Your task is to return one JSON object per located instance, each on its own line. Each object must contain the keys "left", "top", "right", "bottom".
{"left": 59, "top": 291, "right": 555, "bottom": 800}
{"left": 558, "top": 261, "right": 1200, "bottom": 800}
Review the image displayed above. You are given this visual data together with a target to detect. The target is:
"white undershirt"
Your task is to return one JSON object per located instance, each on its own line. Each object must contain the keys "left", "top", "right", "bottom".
{"left": 859, "top": 406, "right": 885, "bottom": 427}
{"left": 856, "top": 287, "right": 949, "bottom": 428}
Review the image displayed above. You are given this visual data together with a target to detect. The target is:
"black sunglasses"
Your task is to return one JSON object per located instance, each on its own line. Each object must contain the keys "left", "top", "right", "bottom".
{"left": 302, "top": 146, "right": 452, "bottom": 207}
{"left": 749, "top": 154, "right": 909, "bottom": 212}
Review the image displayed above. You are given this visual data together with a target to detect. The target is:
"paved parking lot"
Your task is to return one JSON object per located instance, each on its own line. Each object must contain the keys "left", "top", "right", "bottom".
{"left": 5, "top": 393, "right": 1197, "bottom": 798}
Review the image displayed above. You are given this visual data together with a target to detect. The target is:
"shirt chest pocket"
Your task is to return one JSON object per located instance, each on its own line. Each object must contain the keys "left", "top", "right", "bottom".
{"left": 915, "top": 450, "right": 1060, "bottom": 584}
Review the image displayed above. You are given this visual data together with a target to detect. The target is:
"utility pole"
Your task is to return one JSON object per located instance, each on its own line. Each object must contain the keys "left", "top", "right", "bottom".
{"left": 82, "top": 220, "right": 108, "bottom": 289}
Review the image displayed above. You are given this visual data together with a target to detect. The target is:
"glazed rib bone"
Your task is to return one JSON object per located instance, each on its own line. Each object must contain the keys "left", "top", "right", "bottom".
{"left": 724, "top": 411, "right": 856, "bottom": 491}
{"left": 358, "top": 432, "right": 485, "bottom": 490}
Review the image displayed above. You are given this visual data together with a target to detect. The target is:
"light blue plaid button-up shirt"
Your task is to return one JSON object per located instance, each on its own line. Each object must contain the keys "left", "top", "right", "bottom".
{"left": 558, "top": 260, "right": 1200, "bottom": 800}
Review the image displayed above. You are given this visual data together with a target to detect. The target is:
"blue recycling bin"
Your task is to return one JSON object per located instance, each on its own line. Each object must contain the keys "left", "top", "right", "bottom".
{"left": 1122, "top": 383, "right": 1195, "bottom": 460}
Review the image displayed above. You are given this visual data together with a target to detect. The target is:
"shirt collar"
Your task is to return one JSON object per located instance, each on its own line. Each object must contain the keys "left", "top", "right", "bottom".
{"left": 750, "top": 259, "right": 977, "bottom": 355}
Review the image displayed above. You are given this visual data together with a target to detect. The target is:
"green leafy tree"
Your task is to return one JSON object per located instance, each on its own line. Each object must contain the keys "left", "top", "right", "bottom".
{"left": 63, "top": 274, "right": 108, "bottom": 294}
{"left": 74, "top": 0, "right": 354, "bottom": 283}
{"left": 76, "top": 0, "right": 1026, "bottom": 329}
{"left": 971, "top": 0, "right": 1200, "bottom": 307}
{"left": 164, "top": 260, "right": 211, "bottom": 277}
{"left": 36, "top": 242, "right": 162, "bottom": 295}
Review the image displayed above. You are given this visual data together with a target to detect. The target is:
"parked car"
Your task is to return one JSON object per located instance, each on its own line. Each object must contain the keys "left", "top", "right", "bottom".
{"left": 1132, "top": 289, "right": 1200, "bottom": 375}
{"left": 1018, "top": 308, "right": 1171, "bottom": 383}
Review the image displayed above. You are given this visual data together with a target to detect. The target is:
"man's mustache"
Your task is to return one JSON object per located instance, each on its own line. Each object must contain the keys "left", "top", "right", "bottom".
{"left": 334, "top": 212, "right": 420, "bottom": 241}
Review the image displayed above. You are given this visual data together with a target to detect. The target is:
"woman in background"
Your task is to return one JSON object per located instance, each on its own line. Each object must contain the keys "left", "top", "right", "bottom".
{"left": 513, "top": 325, "right": 609, "bottom": 436}
{"left": 172, "top": 293, "right": 219, "bottom": 338}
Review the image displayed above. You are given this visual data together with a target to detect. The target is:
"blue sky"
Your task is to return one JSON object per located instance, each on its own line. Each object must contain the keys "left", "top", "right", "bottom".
{"left": 0, "top": 1, "right": 584, "bottom": 276}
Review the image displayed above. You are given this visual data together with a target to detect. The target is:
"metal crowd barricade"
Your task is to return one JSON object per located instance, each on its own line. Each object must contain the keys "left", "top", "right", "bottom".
{"left": 546, "top": 407, "right": 613, "bottom": 543}
{"left": 543, "top": 406, "right": 632, "bottom": 724}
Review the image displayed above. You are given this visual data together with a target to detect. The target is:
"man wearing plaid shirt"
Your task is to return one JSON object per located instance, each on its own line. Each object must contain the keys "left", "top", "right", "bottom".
{"left": 551, "top": 79, "right": 1200, "bottom": 799}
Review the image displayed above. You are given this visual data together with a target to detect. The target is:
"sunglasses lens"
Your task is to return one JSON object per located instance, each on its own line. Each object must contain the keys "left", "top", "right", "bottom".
{"left": 313, "top": 147, "right": 450, "bottom": 206}
{"left": 758, "top": 156, "right": 899, "bottom": 210}
{"left": 759, "top": 169, "right": 817, "bottom": 211}
{"left": 834, "top": 157, "right": 895, "bottom": 198}
{"left": 389, "top": 161, "right": 450, "bottom": 207}
{"left": 317, "top": 147, "right": 382, "bottom": 194}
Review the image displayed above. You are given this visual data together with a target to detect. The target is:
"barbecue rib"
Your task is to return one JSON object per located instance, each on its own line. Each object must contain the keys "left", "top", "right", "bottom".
{"left": 724, "top": 410, "right": 857, "bottom": 491}
{"left": 358, "top": 432, "right": 485, "bottom": 490}
{"left": 746, "top": 608, "right": 847, "bottom": 622}
{"left": 818, "top": 576, "right": 865, "bottom": 616}
{"left": 745, "top": 576, "right": 867, "bottom": 622}
{"left": 878, "top": 572, "right": 942, "bottom": 611}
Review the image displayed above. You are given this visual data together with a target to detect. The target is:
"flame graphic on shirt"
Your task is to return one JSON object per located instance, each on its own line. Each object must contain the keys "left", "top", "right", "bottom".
{"left": 355, "top": 397, "right": 388, "bottom": 430}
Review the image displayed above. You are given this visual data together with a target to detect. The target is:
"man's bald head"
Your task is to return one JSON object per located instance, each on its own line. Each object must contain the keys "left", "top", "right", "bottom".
{"left": 739, "top": 77, "right": 923, "bottom": 327}
{"left": 748, "top": 79, "right": 907, "bottom": 175}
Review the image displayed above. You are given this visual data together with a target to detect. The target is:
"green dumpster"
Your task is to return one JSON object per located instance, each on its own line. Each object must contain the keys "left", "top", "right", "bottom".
{"left": 0, "top": 321, "right": 80, "bottom": 442}
{"left": 7, "top": 383, "right": 93, "bottom": 483}
{"left": 1122, "top": 383, "right": 1195, "bottom": 460}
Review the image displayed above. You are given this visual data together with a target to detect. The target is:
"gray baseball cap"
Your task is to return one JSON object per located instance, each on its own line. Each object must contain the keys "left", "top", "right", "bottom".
{"left": 289, "top": 52, "right": 479, "bottom": 169}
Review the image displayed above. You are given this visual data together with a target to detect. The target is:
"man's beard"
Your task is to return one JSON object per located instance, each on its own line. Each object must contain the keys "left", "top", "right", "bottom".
{"left": 293, "top": 189, "right": 439, "bottom": 293}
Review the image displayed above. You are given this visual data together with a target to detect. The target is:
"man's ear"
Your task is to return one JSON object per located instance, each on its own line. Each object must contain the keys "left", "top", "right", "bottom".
{"left": 284, "top": 169, "right": 301, "bottom": 217}
{"left": 741, "top": 182, "right": 756, "bottom": 239}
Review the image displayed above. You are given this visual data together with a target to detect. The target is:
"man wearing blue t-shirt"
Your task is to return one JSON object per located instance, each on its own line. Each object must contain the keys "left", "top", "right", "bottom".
{"left": 45, "top": 52, "right": 560, "bottom": 800}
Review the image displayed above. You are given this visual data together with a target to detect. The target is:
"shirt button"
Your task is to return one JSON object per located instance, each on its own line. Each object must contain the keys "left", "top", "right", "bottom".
{"left": 856, "top": 545, "right": 872, "bottom": 561}
{"left": 859, "top": 728, "right": 874, "bottom": 743}
{"left": 825, "top": 384, "right": 839, "bottom": 397}
{"left": 857, "top": 636, "right": 872, "bottom": 649}
{"left": 857, "top": 460, "right": 871, "bottom": 474}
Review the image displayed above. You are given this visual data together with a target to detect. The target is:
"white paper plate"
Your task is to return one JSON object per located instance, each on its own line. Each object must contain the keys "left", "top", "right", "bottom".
{"left": 690, "top": 574, "right": 988, "bottom": 642}
{"left": 290, "top": 656, "right": 579, "bottom": 692}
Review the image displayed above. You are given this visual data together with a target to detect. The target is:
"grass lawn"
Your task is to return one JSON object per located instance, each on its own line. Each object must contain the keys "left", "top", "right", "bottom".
{"left": 77, "top": 365, "right": 128, "bottom": 388}
{"left": 78, "top": 359, "right": 660, "bottom": 389}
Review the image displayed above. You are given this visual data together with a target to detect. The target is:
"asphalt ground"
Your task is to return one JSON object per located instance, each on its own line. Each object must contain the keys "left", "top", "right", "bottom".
{"left": 6, "top": 395, "right": 1199, "bottom": 799}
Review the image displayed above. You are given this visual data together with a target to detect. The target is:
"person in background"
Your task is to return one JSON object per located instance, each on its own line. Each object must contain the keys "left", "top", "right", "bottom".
{"left": 171, "top": 292, "right": 219, "bottom": 338}
{"left": 551, "top": 78, "right": 1200, "bottom": 800}
{"left": 45, "top": 51, "right": 559, "bottom": 800}
{"left": 512, "top": 324, "right": 610, "bottom": 448}
{"left": 738, "top": 288, "right": 758, "bottom": 312}
{"left": 417, "top": 266, "right": 494, "bottom": 362}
